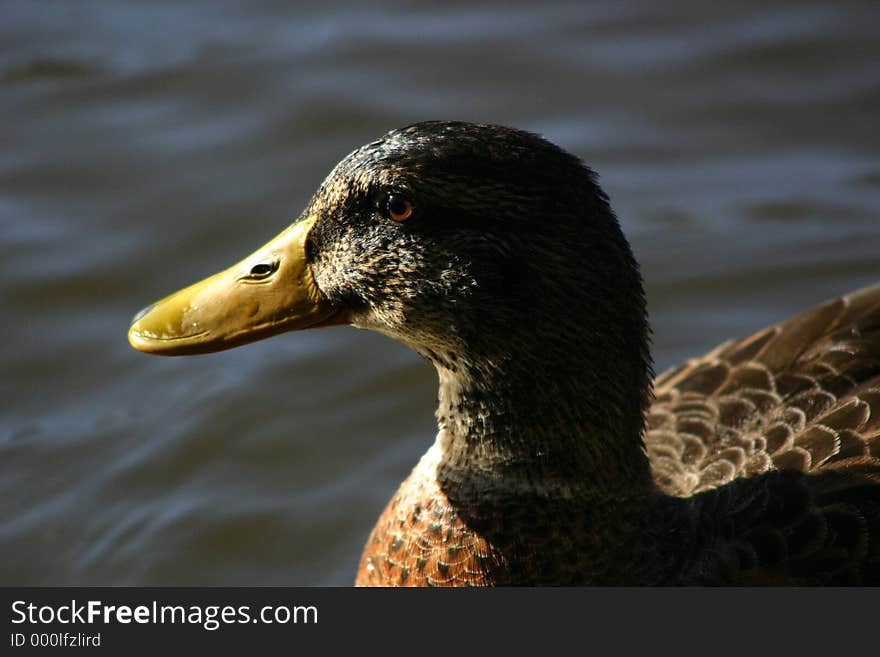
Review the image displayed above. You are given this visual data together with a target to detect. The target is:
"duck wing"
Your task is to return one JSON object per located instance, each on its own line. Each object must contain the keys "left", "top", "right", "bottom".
{"left": 648, "top": 282, "right": 880, "bottom": 495}
{"left": 646, "top": 283, "right": 880, "bottom": 583}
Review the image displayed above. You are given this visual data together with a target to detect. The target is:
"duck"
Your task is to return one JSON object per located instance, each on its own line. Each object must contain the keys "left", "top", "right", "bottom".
{"left": 128, "top": 121, "right": 880, "bottom": 585}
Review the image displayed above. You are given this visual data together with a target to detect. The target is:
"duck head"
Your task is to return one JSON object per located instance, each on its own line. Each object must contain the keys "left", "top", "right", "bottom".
{"left": 129, "top": 121, "right": 652, "bottom": 481}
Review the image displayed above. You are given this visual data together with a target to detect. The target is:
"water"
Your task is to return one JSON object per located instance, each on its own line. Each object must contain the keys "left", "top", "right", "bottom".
{"left": 1, "top": 0, "right": 878, "bottom": 585}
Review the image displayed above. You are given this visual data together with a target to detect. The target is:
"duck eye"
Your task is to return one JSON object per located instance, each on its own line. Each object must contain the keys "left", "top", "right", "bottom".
{"left": 386, "top": 194, "right": 414, "bottom": 222}
{"left": 249, "top": 262, "right": 275, "bottom": 278}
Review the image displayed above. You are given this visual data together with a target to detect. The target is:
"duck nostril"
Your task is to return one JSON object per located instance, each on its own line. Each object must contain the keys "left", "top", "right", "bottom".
{"left": 250, "top": 263, "right": 274, "bottom": 277}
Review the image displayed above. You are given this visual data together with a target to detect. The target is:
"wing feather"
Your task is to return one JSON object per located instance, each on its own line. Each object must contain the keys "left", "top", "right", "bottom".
{"left": 649, "top": 283, "right": 880, "bottom": 584}
{"left": 649, "top": 282, "right": 880, "bottom": 497}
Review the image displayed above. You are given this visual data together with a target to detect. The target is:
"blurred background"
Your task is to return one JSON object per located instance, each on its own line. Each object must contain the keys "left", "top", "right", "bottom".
{"left": 1, "top": 0, "right": 878, "bottom": 585}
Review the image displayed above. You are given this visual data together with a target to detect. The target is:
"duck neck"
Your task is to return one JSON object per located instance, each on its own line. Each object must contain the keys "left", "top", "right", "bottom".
{"left": 432, "top": 356, "right": 654, "bottom": 496}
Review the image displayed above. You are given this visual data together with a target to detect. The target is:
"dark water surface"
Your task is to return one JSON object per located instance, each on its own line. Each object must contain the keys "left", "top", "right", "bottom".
{"left": 2, "top": 1, "right": 879, "bottom": 584}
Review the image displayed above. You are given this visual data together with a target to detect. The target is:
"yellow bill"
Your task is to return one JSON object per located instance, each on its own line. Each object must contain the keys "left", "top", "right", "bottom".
{"left": 128, "top": 215, "right": 341, "bottom": 356}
